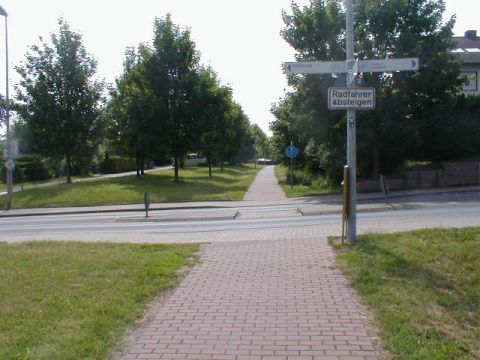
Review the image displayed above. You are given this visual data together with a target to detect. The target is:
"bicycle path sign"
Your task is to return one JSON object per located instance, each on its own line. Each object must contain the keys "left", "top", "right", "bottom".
{"left": 285, "top": 145, "right": 298, "bottom": 159}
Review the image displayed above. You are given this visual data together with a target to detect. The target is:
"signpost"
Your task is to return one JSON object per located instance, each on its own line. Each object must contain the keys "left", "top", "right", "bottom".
{"left": 284, "top": 61, "right": 346, "bottom": 74}
{"left": 357, "top": 58, "right": 418, "bottom": 73}
{"left": 283, "top": 0, "right": 419, "bottom": 242}
{"left": 285, "top": 143, "right": 298, "bottom": 189}
{"left": 284, "top": 58, "right": 419, "bottom": 75}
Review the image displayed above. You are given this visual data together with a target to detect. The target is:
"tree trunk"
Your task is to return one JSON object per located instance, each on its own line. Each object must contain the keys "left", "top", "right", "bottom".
{"left": 373, "top": 142, "right": 380, "bottom": 179}
{"left": 208, "top": 157, "right": 212, "bottom": 178}
{"left": 174, "top": 155, "right": 179, "bottom": 182}
{"left": 136, "top": 154, "right": 140, "bottom": 178}
{"left": 66, "top": 154, "right": 72, "bottom": 183}
{"left": 141, "top": 156, "right": 145, "bottom": 175}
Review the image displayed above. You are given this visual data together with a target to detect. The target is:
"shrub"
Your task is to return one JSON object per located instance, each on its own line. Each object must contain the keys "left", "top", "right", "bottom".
{"left": 0, "top": 154, "right": 53, "bottom": 183}
{"left": 99, "top": 156, "right": 137, "bottom": 174}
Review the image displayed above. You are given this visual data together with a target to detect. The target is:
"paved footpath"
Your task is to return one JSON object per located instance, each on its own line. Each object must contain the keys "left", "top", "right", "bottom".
{"left": 120, "top": 239, "right": 377, "bottom": 360}
{"left": 243, "top": 166, "right": 288, "bottom": 201}
{"left": 119, "top": 166, "right": 379, "bottom": 359}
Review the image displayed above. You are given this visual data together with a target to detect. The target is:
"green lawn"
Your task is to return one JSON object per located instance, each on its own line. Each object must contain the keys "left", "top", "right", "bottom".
{"left": 0, "top": 241, "right": 199, "bottom": 360}
{"left": 2, "top": 165, "right": 260, "bottom": 209}
{"left": 275, "top": 164, "right": 340, "bottom": 197}
{"left": 333, "top": 228, "right": 480, "bottom": 359}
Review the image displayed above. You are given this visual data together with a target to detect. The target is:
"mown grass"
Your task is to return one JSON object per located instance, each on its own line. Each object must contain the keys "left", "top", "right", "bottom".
{"left": 0, "top": 241, "right": 199, "bottom": 360}
{"left": 334, "top": 227, "right": 480, "bottom": 359}
{"left": 275, "top": 164, "right": 341, "bottom": 197}
{"left": 2, "top": 165, "right": 260, "bottom": 209}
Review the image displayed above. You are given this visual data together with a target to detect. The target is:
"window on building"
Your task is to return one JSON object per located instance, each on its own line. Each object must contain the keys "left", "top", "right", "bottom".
{"left": 460, "top": 71, "right": 477, "bottom": 91}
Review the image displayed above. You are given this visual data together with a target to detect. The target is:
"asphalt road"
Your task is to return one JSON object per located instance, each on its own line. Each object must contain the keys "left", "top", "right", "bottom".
{"left": 1, "top": 200, "right": 479, "bottom": 243}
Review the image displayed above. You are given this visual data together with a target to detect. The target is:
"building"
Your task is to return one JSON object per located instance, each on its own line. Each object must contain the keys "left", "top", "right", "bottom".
{"left": 453, "top": 30, "right": 480, "bottom": 96}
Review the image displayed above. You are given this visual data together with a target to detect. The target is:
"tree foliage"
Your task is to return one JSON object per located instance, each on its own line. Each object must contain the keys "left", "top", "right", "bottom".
{"left": 271, "top": 0, "right": 467, "bottom": 182}
{"left": 15, "top": 19, "right": 104, "bottom": 182}
{"left": 107, "top": 15, "right": 260, "bottom": 181}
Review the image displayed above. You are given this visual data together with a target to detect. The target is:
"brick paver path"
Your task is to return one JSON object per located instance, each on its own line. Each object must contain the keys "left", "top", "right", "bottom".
{"left": 118, "top": 166, "right": 378, "bottom": 359}
{"left": 243, "top": 166, "right": 288, "bottom": 201}
{"left": 120, "top": 238, "right": 378, "bottom": 359}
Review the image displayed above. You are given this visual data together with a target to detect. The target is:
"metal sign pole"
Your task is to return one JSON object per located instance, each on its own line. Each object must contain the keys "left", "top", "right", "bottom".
{"left": 346, "top": 0, "right": 356, "bottom": 242}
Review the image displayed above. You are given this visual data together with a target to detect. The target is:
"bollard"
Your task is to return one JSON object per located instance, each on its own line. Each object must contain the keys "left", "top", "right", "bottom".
{"left": 342, "top": 166, "right": 350, "bottom": 244}
{"left": 144, "top": 192, "right": 150, "bottom": 218}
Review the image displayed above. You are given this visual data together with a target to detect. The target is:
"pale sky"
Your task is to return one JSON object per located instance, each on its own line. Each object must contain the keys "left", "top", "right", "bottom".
{"left": 0, "top": 0, "right": 477, "bottom": 136}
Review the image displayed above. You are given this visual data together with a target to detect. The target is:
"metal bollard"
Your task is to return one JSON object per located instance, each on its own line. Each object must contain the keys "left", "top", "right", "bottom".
{"left": 144, "top": 192, "right": 150, "bottom": 218}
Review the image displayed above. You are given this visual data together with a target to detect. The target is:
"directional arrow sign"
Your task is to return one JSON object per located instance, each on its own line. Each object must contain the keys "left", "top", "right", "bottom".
{"left": 357, "top": 58, "right": 419, "bottom": 73}
{"left": 284, "top": 61, "right": 346, "bottom": 74}
{"left": 284, "top": 58, "right": 419, "bottom": 75}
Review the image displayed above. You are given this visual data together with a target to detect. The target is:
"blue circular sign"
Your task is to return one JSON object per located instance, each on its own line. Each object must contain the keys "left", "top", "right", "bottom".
{"left": 285, "top": 146, "right": 298, "bottom": 159}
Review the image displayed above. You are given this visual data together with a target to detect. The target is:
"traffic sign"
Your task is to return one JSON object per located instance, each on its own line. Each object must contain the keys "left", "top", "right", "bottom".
{"left": 284, "top": 58, "right": 419, "bottom": 75}
{"left": 357, "top": 58, "right": 418, "bottom": 73}
{"left": 4, "top": 159, "right": 15, "bottom": 171}
{"left": 285, "top": 146, "right": 299, "bottom": 159}
{"left": 4, "top": 140, "right": 19, "bottom": 158}
{"left": 284, "top": 61, "right": 346, "bottom": 74}
{"left": 328, "top": 87, "right": 375, "bottom": 110}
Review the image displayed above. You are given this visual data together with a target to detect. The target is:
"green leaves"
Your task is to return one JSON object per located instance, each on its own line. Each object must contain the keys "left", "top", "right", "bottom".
{"left": 272, "top": 0, "right": 467, "bottom": 180}
{"left": 15, "top": 18, "right": 104, "bottom": 183}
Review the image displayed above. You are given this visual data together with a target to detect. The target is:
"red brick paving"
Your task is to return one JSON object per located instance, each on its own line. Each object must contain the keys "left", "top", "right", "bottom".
{"left": 120, "top": 238, "right": 378, "bottom": 359}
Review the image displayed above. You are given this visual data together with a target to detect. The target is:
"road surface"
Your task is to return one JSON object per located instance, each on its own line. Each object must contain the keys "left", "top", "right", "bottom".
{"left": 1, "top": 200, "right": 478, "bottom": 243}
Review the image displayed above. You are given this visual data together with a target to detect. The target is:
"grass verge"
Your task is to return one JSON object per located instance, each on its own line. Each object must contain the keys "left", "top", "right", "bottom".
{"left": 275, "top": 164, "right": 340, "bottom": 197}
{"left": 0, "top": 241, "right": 199, "bottom": 360}
{"left": 2, "top": 165, "right": 260, "bottom": 209}
{"left": 333, "top": 228, "right": 480, "bottom": 359}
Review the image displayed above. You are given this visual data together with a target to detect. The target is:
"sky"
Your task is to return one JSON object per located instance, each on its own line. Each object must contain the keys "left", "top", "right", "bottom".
{"left": 0, "top": 0, "right": 477, "bottom": 136}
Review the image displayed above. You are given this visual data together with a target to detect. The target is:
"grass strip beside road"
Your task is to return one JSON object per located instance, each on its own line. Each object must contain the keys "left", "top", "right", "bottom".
{"left": 333, "top": 228, "right": 480, "bottom": 359}
{"left": 0, "top": 241, "right": 199, "bottom": 360}
{"left": 3, "top": 165, "right": 260, "bottom": 209}
{"left": 275, "top": 164, "right": 340, "bottom": 197}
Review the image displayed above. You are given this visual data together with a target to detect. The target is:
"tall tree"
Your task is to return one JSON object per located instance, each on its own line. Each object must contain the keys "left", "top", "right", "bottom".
{"left": 16, "top": 19, "right": 103, "bottom": 182}
{"left": 106, "top": 46, "right": 157, "bottom": 177}
{"left": 355, "top": 0, "right": 462, "bottom": 176}
{"left": 194, "top": 68, "right": 233, "bottom": 177}
{"left": 146, "top": 14, "right": 200, "bottom": 182}
{"left": 272, "top": 0, "right": 462, "bottom": 180}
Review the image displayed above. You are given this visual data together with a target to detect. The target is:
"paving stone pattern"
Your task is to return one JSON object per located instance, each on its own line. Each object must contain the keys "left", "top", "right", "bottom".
{"left": 121, "top": 239, "right": 378, "bottom": 359}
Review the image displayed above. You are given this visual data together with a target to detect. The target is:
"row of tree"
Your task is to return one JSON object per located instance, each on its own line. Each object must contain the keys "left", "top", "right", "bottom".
{"left": 270, "top": 0, "right": 480, "bottom": 183}
{"left": 7, "top": 15, "right": 268, "bottom": 183}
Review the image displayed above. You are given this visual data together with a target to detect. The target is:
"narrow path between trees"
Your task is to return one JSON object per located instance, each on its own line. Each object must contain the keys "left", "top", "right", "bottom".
{"left": 243, "top": 165, "right": 288, "bottom": 202}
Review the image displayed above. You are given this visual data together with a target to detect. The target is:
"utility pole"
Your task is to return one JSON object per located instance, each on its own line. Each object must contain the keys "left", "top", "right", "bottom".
{"left": 0, "top": 5, "right": 12, "bottom": 209}
{"left": 345, "top": 0, "right": 357, "bottom": 242}
{"left": 284, "top": 1, "right": 418, "bottom": 244}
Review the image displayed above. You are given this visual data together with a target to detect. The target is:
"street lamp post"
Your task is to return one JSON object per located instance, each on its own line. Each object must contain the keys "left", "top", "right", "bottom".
{"left": 0, "top": 5, "right": 12, "bottom": 209}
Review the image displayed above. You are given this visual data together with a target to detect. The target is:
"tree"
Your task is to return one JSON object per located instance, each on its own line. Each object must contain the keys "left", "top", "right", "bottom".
{"left": 145, "top": 14, "right": 200, "bottom": 182}
{"left": 106, "top": 15, "right": 255, "bottom": 181}
{"left": 16, "top": 19, "right": 103, "bottom": 182}
{"left": 355, "top": 0, "right": 462, "bottom": 176}
{"left": 194, "top": 68, "right": 232, "bottom": 177}
{"left": 272, "top": 0, "right": 463, "bottom": 181}
{"left": 106, "top": 46, "right": 158, "bottom": 177}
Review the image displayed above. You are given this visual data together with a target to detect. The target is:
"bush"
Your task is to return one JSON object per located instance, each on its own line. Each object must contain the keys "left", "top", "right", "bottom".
{"left": 99, "top": 156, "right": 137, "bottom": 174}
{"left": 0, "top": 154, "right": 53, "bottom": 183}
